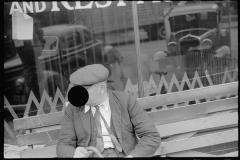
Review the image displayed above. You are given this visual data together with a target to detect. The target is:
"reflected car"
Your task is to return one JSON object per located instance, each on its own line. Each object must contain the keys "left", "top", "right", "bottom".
{"left": 152, "top": 3, "right": 233, "bottom": 91}
{"left": 4, "top": 24, "right": 105, "bottom": 105}
{"left": 40, "top": 24, "right": 104, "bottom": 72}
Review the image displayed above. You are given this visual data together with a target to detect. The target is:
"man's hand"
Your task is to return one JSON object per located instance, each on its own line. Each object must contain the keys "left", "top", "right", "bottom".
{"left": 73, "top": 147, "right": 93, "bottom": 158}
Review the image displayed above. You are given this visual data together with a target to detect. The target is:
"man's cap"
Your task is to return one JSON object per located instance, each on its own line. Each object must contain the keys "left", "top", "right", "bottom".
{"left": 69, "top": 64, "right": 109, "bottom": 86}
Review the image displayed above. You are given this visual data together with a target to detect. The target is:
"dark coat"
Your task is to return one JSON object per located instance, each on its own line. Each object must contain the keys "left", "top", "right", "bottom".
{"left": 56, "top": 90, "right": 161, "bottom": 157}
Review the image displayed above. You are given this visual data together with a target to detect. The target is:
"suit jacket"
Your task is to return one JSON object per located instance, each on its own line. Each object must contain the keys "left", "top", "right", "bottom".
{"left": 56, "top": 90, "right": 161, "bottom": 157}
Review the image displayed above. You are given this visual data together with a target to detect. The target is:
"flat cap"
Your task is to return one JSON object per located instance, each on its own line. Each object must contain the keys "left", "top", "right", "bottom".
{"left": 69, "top": 64, "right": 109, "bottom": 86}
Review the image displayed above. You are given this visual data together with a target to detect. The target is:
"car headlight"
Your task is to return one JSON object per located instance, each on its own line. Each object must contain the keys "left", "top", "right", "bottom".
{"left": 168, "top": 41, "right": 178, "bottom": 53}
{"left": 198, "top": 39, "right": 212, "bottom": 50}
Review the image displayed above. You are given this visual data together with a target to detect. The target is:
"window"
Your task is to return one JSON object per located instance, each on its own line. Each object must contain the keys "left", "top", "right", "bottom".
{"left": 68, "top": 32, "right": 82, "bottom": 49}
{"left": 60, "top": 32, "right": 83, "bottom": 53}
{"left": 43, "top": 36, "right": 58, "bottom": 51}
{"left": 170, "top": 12, "right": 218, "bottom": 33}
{"left": 83, "top": 29, "right": 93, "bottom": 45}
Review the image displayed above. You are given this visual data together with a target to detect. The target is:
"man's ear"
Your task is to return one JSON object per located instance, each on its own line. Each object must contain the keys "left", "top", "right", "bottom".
{"left": 99, "top": 82, "right": 107, "bottom": 93}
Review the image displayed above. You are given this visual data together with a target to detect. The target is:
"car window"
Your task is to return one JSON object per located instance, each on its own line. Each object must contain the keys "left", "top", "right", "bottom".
{"left": 83, "top": 29, "right": 92, "bottom": 45}
{"left": 43, "top": 36, "right": 58, "bottom": 51}
{"left": 170, "top": 12, "right": 217, "bottom": 32}
{"left": 62, "top": 32, "right": 82, "bottom": 50}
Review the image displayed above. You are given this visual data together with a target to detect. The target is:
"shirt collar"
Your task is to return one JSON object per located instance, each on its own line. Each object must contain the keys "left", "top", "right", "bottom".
{"left": 84, "top": 95, "right": 109, "bottom": 113}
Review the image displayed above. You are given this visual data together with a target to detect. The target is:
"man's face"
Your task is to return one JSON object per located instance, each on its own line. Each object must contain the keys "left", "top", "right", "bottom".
{"left": 83, "top": 82, "right": 106, "bottom": 106}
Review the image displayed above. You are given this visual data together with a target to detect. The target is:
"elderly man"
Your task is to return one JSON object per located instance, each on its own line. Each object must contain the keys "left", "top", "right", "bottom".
{"left": 56, "top": 64, "right": 161, "bottom": 158}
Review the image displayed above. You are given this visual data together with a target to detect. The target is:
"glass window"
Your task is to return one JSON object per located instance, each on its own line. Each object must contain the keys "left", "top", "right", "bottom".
{"left": 169, "top": 12, "right": 218, "bottom": 33}
{"left": 83, "top": 29, "right": 92, "bottom": 44}
{"left": 140, "top": 1, "right": 238, "bottom": 97}
{"left": 64, "top": 32, "right": 82, "bottom": 49}
{"left": 43, "top": 36, "right": 58, "bottom": 51}
{"left": 3, "top": 1, "right": 238, "bottom": 108}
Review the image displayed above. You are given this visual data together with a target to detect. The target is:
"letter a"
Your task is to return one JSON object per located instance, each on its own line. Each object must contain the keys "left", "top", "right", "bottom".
{"left": 10, "top": 2, "right": 23, "bottom": 15}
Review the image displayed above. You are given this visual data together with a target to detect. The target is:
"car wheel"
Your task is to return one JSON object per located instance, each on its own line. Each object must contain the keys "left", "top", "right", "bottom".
{"left": 157, "top": 25, "right": 165, "bottom": 39}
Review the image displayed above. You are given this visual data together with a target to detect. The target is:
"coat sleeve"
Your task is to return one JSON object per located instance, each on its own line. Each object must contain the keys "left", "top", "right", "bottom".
{"left": 56, "top": 105, "right": 77, "bottom": 157}
{"left": 127, "top": 94, "right": 161, "bottom": 157}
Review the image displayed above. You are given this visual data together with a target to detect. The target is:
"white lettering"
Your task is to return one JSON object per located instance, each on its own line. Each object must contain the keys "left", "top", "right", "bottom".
{"left": 10, "top": 2, "right": 23, "bottom": 15}
{"left": 35, "top": 2, "right": 46, "bottom": 13}
{"left": 75, "top": 1, "right": 93, "bottom": 9}
{"left": 61, "top": 1, "right": 74, "bottom": 10}
{"left": 51, "top": 1, "right": 60, "bottom": 11}
{"left": 95, "top": 1, "right": 112, "bottom": 8}
{"left": 117, "top": 0, "right": 126, "bottom": 6}
{"left": 23, "top": 2, "right": 34, "bottom": 13}
{"left": 9, "top": 0, "right": 171, "bottom": 15}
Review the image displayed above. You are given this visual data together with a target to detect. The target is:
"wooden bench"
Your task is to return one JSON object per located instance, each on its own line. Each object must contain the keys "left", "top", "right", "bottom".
{"left": 13, "top": 82, "right": 238, "bottom": 158}
{"left": 138, "top": 82, "right": 238, "bottom": 157}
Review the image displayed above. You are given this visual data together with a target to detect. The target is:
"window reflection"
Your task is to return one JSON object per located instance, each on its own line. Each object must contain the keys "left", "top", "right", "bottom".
{"left": 3, "top": 1, "right": 238, "bottom": 108}
{"left": 170, "top": 12, "right": 218, "bottom": 33}
{"left": 43, "top": 36, "right": 58, "bottom": 51}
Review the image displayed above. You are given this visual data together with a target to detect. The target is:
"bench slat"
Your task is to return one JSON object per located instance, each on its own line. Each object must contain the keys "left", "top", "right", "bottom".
{"left": 14, "top": 111, "right": 64, "bottom": 131}
{"left": 218, "top": 151, "right": 238, "bottom": 157}
{"left": 20, "top": 145, "right": 57, "bottom": 158}
{"left": 154, "top": 128, "right": 238, "bottom": 155}
{"left": 148, "top": 97, "right": 237, "bottom": 124}
{"left": 156, "top": 112, "right": 238, "bottom": 138}
{"left": 170, "top": 150, "right": 238, "bottom": 157}
{"left": 138, "top": 82, "right": 238, "bottom": 110}
{"left": 169, "top": 150, "right": 239, "bottom": 157}
{"left": 34, "top": 125, "right": 61, "bottom": 133}
{"left": 168, "top": 150, "right": 218, "bottom": 157}
{"left": 163, "top": 131, "right": 198, "bottom": 142}
{"left": 16, "top": 129, "right": 61, "bottom": 147}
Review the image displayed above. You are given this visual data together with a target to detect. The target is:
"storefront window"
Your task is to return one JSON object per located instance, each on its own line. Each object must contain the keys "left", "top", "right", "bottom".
{"left": 3, "top": 1, "right": 239, "bottom": 145}
{"left": 4, "top": 1, "right": 138, "bottom": 113}
{"left": 138, "top": 1, "right": 238, "bottom": 97}
{"left": 4, "top": 1, "right": 238, "bottom": 113}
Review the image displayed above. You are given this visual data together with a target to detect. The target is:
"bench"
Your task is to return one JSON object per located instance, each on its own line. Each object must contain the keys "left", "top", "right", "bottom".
{"left": 13, "top": 82, "right": 238, "bottom": 157}
{"left": 138, "top": 81, "right": 238, "bottom": 157}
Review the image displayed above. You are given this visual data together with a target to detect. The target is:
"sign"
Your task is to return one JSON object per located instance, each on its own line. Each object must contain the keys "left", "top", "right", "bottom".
{"left": 12, "top": 11, "right": 33, "bottom": 40}
{"left": 9, "top": 1, "right": 171, "bottom": 15}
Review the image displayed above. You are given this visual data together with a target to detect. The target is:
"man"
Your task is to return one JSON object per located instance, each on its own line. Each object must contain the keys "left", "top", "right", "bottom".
{"left": 102, "top": 45, "right": 127, "bottom": 90}
{"left": 56, "top": 64, "right": 161, "bottom": 157}
{"left": 103, "top": 46, "right": 123, "bottom": 65}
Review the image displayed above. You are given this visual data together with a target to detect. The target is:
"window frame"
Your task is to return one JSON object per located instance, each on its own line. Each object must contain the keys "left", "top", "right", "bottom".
{"left": 42, "top": 36, "right": 59, "bottom": 52}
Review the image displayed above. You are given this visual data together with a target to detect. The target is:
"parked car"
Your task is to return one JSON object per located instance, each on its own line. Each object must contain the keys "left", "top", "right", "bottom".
{"left": 4, "top": 24, "right": 105, "bottom": 105}
{"left": 152, "top": 3, "right": 234, "bottom": 91}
